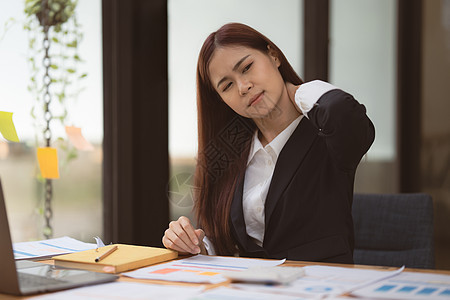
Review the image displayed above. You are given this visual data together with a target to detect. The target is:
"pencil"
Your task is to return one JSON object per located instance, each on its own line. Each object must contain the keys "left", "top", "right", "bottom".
{"left": 95, "top": 245, "right": 118, "bottom": 262}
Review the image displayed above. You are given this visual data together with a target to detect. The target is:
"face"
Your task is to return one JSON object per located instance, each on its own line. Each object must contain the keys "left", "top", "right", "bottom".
{"left": 208, "top": 46, "right": 286, "bottom": 119}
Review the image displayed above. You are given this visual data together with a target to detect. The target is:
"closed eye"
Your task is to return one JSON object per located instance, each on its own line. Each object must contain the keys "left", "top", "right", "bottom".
{"left": 223, "top": 82, "right": 232, "bottom": 92}
{"left": 242, "top": 62, "right": 253, "bottom": 73}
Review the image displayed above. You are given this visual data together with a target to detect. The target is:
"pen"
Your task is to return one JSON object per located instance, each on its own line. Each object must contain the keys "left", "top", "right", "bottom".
{"left": 95, "top": 245, "right": 118, "bottom": 262}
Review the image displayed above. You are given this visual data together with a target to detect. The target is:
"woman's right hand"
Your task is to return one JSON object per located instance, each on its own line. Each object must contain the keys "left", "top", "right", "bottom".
{"left": 162, "top": 216, "right": 206, "bottom": 255}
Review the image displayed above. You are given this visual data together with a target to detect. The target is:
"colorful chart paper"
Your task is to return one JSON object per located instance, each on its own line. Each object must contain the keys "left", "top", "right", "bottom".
{"left": 352, "top": 271, "right": 450, "bottom": 299}
{"left": 65, "top": 126, "right": 94, "bottom": 151}
{"left": 233, "top": 265, "right": 404, "bottom": 299}
{"left": 0, "top": 111, "right": 19, "bottom": 142}
{"left": 124, "top": 254, "right": 285, "bottom": 284}
{"left": 37, "top": 147, "right": 60, "bottom": 179}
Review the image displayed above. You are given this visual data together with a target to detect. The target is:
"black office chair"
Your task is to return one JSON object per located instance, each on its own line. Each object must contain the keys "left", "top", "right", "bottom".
{"left": 352, "top": 193, "right": 435, "bottom": 269}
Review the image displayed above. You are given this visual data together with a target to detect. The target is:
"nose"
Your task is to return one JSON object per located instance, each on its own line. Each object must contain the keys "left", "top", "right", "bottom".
{"left": 238, "top": 78, "right": 252, "bottom": 96}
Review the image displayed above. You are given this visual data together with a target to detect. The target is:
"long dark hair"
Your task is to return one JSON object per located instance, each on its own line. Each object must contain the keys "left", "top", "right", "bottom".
{"left": 195, "top": 23, "right": 303, "bottom": 255}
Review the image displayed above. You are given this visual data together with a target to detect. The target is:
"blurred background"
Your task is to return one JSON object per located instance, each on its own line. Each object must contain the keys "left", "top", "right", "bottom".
{"left": 0, "top": 0, "right": 449, "bottom": 269}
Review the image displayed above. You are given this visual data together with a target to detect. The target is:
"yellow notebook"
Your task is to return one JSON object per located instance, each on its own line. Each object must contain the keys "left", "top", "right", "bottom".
{"left": 53, "top": 244, "right": 177, "bottom": 274}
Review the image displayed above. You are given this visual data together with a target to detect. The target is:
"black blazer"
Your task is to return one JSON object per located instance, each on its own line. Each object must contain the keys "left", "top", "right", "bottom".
{"left": 230, "top": 89, "right": 375, "bottom": 264}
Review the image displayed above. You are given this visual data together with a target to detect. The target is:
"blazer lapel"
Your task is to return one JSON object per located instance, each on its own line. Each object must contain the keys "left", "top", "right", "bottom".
{"left": 264, "top": 118, "right": 319, "bottom": 230}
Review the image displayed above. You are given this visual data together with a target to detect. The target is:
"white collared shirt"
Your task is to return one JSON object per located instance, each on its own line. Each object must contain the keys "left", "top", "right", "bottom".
{"left": 203, "top": 80, "right": 337, "bottom": 255}
{"left": 243, "top": 116, "right": 302, "bottom": 246}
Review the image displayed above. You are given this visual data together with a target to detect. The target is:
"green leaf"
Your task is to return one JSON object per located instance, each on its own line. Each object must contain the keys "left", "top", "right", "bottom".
{"left": 29, "top": 38, "right": 35, "bottom": 48}
{"left": 50, "top": 64, "right": 58, "bottom": 70}
{"left": 66, "top": 40, "right": 78, "bottom": 48}
{"left": 52, "top": 37, "right": 59, "bottom": 43}
{"left": 66, "top": 68, "right": 76, "bottom": 74}
{"left": 36, "top": 174, "right": 45, "bottom": 184}
{"left": 67, "top": 149, "right": 78, "bottom": 161}
{"left": 57, "top": 92, "right": 66, "bottom": 102}
{"left": 51, "top": 2, "right": 61, "bottom": 11}
{"left": 59, "top": 142, "right": 68, "bottom": 151}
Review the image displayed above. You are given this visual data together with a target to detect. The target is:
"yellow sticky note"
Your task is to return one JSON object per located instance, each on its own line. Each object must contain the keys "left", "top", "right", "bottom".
{"left": 65, "top": 126, "right": 94, "bottom": 151}
{"left": 37, "top": 147, "right": 60, "bottom": 179}
{"left": 0, "top": 111, "right": 19, "bottom": 142}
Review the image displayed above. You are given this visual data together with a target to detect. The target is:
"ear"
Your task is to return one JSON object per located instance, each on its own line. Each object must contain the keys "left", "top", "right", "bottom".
{"left": 267, "top": 45, "right": 281, "bottom": 67}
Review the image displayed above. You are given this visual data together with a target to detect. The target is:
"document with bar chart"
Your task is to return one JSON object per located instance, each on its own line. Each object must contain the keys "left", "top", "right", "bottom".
{"left": 232, "top": 265, "right": 403, "bottom": 299}
{"left": 352, "top": 271, "right": 450, "bottom": 299}
{"left": 123, "top": 254, "right": 285, "bottom": 284}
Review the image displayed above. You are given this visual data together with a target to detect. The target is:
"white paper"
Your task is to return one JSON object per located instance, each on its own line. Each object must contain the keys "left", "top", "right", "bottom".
{"left": 233, "top": 265, "right": 404, "bottom": 299}
{"left": 191, "top": 286, "right": 309, "bottom": 300}
{"left": 33, "top": 281, "right": 204, "bottom": 300}
{"left": 352, "top": 271, "right": 450, "bottom": 299}
{"left": 124, "top": 254, "right": 285, "bottom": 284}
{"left": 93, "top": 236, "right": 106, "bottom": 248}
{"left": 13, "top": 236, "right": 97, "bottom": 260}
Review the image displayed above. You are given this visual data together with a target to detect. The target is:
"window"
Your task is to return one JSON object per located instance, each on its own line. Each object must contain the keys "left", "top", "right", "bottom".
{"left": 330, "top": 0, "right": 398, "bottom": 193}
{"left": 0, "top": 0, "right": 103, "bottom": 243}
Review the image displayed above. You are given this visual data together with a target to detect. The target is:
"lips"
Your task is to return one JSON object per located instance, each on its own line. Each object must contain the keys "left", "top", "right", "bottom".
{"left": 248, "top": 92, "right": 264, "bottom": 106}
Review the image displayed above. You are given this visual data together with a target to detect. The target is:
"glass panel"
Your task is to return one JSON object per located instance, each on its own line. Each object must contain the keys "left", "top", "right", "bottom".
{"left": 168, "top": 0, "right": 304, "bottom": 223}
{"left": 330, "top": 0, "right": 398, "bottom": 192}
{"left": 422, "top": 0, "right": 450, "bottom": 270}
{"left": 0, "top": 0, "right": 103, "bottom": 243}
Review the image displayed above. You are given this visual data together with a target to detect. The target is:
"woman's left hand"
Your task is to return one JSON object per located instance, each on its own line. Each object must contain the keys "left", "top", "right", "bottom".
{"left": 285, "top": 82, "right": 302, "bottom": 115}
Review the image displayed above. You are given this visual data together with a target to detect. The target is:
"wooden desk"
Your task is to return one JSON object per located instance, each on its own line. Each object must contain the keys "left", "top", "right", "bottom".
{"left": 2, "top": 259, "right": 450, "bottom": 299}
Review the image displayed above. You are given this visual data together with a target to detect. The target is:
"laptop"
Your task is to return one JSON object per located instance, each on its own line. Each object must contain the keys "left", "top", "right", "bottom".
{"left": 0, "top": 179, "right": 118, "bottom": 296}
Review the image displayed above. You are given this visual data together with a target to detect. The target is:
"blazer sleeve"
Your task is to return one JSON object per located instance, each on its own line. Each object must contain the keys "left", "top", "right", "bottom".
{"left": 295, "top": 80, "right": 375, "bottom": 172}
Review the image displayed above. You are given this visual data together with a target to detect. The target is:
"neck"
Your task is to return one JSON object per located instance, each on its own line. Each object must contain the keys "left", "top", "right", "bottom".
{"left": 253, "top": 93, "right": 300, "bottom": 147}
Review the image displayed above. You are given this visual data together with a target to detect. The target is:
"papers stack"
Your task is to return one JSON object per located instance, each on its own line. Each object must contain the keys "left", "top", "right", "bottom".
{"left": 13, "top": 236, "right": 97, "bottom": 260}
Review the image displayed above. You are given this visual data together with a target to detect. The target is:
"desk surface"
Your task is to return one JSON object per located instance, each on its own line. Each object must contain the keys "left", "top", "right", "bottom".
{"left": 2, "top": 259, "right": 450, "bottom": 299}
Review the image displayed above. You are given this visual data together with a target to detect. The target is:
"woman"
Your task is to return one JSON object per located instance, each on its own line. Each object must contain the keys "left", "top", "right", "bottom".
{"left": 162, "top": 23, "right": 375, "bottom": 264}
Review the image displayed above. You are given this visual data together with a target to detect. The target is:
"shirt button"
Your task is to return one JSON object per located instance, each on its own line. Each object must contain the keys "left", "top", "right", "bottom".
{"left": 256, "top": 207, "right": 263, "bottom": 213}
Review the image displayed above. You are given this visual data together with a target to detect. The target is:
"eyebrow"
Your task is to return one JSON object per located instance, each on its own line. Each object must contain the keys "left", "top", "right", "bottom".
{"left": 216, "top": 54, "right": 251, "bottom": 89}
